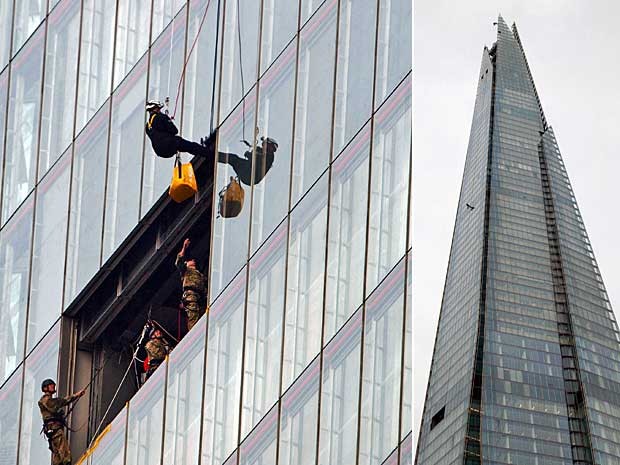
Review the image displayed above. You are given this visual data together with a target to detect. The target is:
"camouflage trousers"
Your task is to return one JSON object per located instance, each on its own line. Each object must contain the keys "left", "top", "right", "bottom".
{"left": 183, "top": 290, "right": 205, "bottom": 331}
{"left": 46, "top": 427, "right": 71, "bottom": 465}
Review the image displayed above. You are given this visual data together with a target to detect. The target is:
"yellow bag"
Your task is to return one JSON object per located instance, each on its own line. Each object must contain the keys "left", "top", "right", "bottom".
{"left": 218, "top": 176, "right": 245, "bottom": 218}
{"left": 169, "top": 155, "right": 198, "bottom": 203}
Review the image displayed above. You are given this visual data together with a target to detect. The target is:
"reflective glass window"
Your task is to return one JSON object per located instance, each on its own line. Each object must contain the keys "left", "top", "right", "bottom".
{"left": 219, "top": 0, "right": 261, "bottom": 119}
{"left": 251, "top": 40, "right": 296, "bottom": 254}
{"left": 238, "top": 403, "right": 278, "bottom": 465}
{"left": 0, "top": 2, "right": 13, "bottom": 71}
{"left": 278, "top": 357, "right": 320, "bottom": 465}
{"left": 300, "top": 0, "right": 325, "bottom": 26}
{"left": 65, "top": 101, "right": 111, "bottom": 307}
{"left": 366, "top": 75, "right": 411, "bottom": 292}
{"left": 241, "top": 222, "right": 287, "bottom": 437}
{"left": 201, "top": 271, "right": 246, "bottom": 465}
{"left": 210, "top": 91, "right": 256, "bottom": 299}
{"left": 0, "top": 366, "right": 23, "bottom": 465}
{"left": 11, "top": 0, "right": 46, "bottom": 56}
{"left": 282, "top": 174, "right": 328, "bottom": 391}
{"left": 114, "top": 0, "right": 152, "bottom": 89}
{"left": 318, "top": 309, "right": 362, "bottom": 465}
{"left": 28, "top": 150, "right": 70, "bottom": 351}
{"left": 163, "top": 317, "right": 206, "bottom": 465}
{"left": 325, "top": 123, "right": 370, "bottom": 341}
{"left": 0, "top": 195, "right": 34, "bottom": 382}
{"left": 291, "top": 0, "right": 337, "bottom": 205}
{"left": 126, "top": 358, "right": 167, "bottom": 465}
{"left": 383, "top": 446, "right": 399, "bottom": 465}
{"left": 260, "top": 0, "right": 299, "bottom": 74}
{"left": 90, "top": 406, "right": 127, "bottom": 465}
{"left": 0, "top": 69, "right": 9, "bottom": 219}
{"left": 400, "top": 432, "right": 412, "bottom": 465}
{"left": 222, "top": 451, "right": 239, "bottom": 465}
{"left": 104, "top": 55, "right": 148, "bottom": 261}
{"left": 151, "top": 0, "right": 187, "bottom": 41}
{"left": 142, "top": 7, "right": 187, "bottom": 216}
{"left": 2, "top": 27, "right": 44, "bottom": 224}
{"left": 374, "top": 0, "right": 411, "bottom": 107}
{"left": 76, "top": 0, "right": 117, "bottom": 133}
{"left": 332, "top": 0, "right": 377, "bottom": 154}
{"left": 358, "top": 258, "right": 406, "bottom": 465}
{"left": 18, "top": 323, "right": 60, "bottom": 465}
{"left": 39, "top": 0, "right": 81, "bottom": 178}
{"left": 401, "top": 255, "right": 412, "bottom": 438}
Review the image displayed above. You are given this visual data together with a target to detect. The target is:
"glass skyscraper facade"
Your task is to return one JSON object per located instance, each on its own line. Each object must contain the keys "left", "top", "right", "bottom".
{"left": 0, "top": 1, "right": 411, "bottom": 465}
{"left": 417, "top": 16, "right": 620, "bottom": 465}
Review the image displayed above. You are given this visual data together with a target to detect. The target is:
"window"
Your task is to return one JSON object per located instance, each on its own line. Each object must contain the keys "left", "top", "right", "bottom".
{"left": 430, "top": 406, "right": 445, "bottom": 431}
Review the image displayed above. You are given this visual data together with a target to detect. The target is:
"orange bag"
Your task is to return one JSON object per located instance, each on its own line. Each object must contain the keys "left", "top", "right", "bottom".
{"left": 169, "top": 155, "right": 198, "bottom": 203}
{"left": 218, "top": 176, "right": 245, "bottom": 218}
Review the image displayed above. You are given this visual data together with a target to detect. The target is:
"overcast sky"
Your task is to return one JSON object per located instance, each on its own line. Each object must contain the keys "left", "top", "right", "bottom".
{"left": 413, "top": 0, "right": 620, "bottom": 450}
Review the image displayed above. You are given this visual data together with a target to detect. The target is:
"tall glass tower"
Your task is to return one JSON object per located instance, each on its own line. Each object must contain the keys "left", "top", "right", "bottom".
{"left": 417, "top": 16, "right": 620, "bottom": 465}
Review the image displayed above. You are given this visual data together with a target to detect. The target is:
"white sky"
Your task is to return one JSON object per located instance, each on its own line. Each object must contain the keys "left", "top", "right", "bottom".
{"left": 413, "top": 0, "right": 620, "bottom": 451}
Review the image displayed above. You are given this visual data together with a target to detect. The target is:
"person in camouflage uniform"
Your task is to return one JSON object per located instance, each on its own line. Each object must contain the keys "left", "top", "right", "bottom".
{"left": 176, "top": 238, "right": 207, "bottom": 330}
{"left": 144, "top": 328, "right": 170, "bottom": 379}
{"left": 38, "top": 379, "right": 86, "bottom": 465}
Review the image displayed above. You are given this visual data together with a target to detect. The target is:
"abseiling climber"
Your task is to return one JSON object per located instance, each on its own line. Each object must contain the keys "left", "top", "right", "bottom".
{"left": 176, "top": 238, "right": 207, "bottom": 331}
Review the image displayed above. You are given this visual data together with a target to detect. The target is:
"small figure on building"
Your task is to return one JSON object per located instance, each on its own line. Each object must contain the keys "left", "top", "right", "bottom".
{"left": 38, "top": 379, "right": 86, "bottom": 465}
{"left": 144, "top": 327, "right": 170, "bottom": 380}
{"left": 176, "top": 238, "right": 207, "bottom": 331}
{"left": 218, "top": 136, "right": 278, "bottom": 186}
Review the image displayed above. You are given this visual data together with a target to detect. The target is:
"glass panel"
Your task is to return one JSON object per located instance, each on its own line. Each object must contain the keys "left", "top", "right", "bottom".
{"left": 366, "top": 75, "right": 411, "bottom": 293}
{"left": 64, "top": 101, "right": 111, "bottom": 307}
{"left": 142, "top": 8, "right": 187, "bottom": 216}
{"left": 383, "top": 446, "right": 399, "bottom": 465}
{"left": 400, "top": 432, "right": 412, "bottom": 465}
{"left": 90, "top": 407, "right": 127, "bottom": 465}
{"left": 222, "top": 450, "right": 239, "bottom": 465}
{"left": 300, "top": 0, "right": 325, "bottom": 27}
{"left": 114, "top": 0, "right": 152, "bottom": 89}
{"left": 278, "top": 357, "right": 320, "bottom": 465}
{"left": 151, "top": 0, "right": 187, "bottom": 41}
{"left": 332, "top": 0, "right": 376, "bottom": 154}
{"left": 2, "top": 27, "right": 44, "bottom": 224}
{"left": 39, "top": 0, "right": 81, "bottom": 178}
{"left": 209, "top": 90, "right": 256, "bottom": 299}
{"left": 219, "top": 0, "right": 261, "bottom": 119}
{"left": 0, "top": 69, "right": 9, "bottom": 222}
{"left": 401, "top": 254, "right": 411, "bottom": 439}
{"left": 291, "top": 0, "right": 337, "bottom": 205}
{"left": 201, "top": 271, "right": 246, "bottom": 465}
{"left": 104, "top": 55, "right": 148, "bottom": 261}
{"left": 250, "top": 40, "right": 296, "bottom": 254}
{"left": 282, "top": 173, "right": 328, "bottom": 391}
{"left": 126, "top": 358, "right": 167, "bottom": 465}
{"left": 0, "top": 366, "right": 23, "bottom": 465}
{"left": 18, "top": 323, "right": 60, "bottom": 465}
{"left": 318, "top": 309, "right": 362, "bottom": 465}
{"left": 358, "top": 258, "right": 406, "bottom": 465}
{"left": 238, "top": 403, "right": 278, "bottom": 465}
{"left": 162, "top": 317, "right": 206, "bottom": 465}
{"left": 0, "top": 2, "right": 13, "bottom": 71}
{"left": 76, "top": 0, "right": 117, "bottom": 133}
{"left": 27, "top": 150, "right": 70, "bottom": 351}
{"left": 241, "top": 222, "right": 287, "bottom": 438}
{"left": 325, "top": 122, "right": 370, "bottom": 341}
{"left": 11, "top": 0, "right": 45, "bottom": 56}
{"left": 259, "top": 0, "right": 299, "bottom": 74}
{"left": 0, "top": 195, "right": 34, "bottom": 383}
{"left": 374, "top": 0, "right": 411, "bottom": 107}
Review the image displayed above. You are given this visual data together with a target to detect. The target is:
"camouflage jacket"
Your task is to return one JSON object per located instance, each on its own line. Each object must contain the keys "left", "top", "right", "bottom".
{"left": 175, "top": 254, "right": 206, "bottom": 298}
{"left": 145, "top": 337, "right": 169, "bottom": 361}
{"left": 38, "top": 393, "right": 80, "bottom": 425}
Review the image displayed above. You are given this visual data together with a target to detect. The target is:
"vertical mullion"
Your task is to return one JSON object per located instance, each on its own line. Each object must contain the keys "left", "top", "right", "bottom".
{"left": 158, "top": 359, "right": 169, "bottom": 465}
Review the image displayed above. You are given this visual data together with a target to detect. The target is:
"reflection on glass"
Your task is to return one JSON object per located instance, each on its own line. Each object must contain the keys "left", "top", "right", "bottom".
{"left": 76, "top": 0, "right": 117, "bottom": 132}
{"left": 366, "top": 74, "right": 411, "bottom": 293}
{"left": 241, "top": 222, "right": 287, "bottom": 438}
{"left": 374, "top": 0, "right": 412, "bottom": 107}
{"left": 126, "top": 359, "right": 167, "bottom": 465}
{"left": 202, "top": 271, "right": 246, "bottom": 465}
{"left": 278, "top": 357, "right": 320, "bottom": 465}
{"left": 332, "top": 0, "right": 377, "bottom": 154}
{"left": 300, "top": 0, "right": 325, "bottom": 27}
{"left": 18, "top": 323, "right": 60, "bottom": 465}
{"left": 222, "top": 450, "right": 239, "bottom": 465}
{"left": 0, "top": 69, "right": 8, "bottom": 223}
{"left": 0, "top": 366, "right": 23, "bottom": 465}
{"left": 2, "top": 27, "right": 44, "bottom": 224}
{"left": 28, "top": 151, "right": 70, "bottom": 351}
{"left": 401, "top": 254, "right": 412, "bottom": 438}
{"left": 291, "top": 0, "right": 337, "bottom": 205}
{"left": 142, "top": 8, "right": 187, "bottom": 216}
{"left": 65, "top": 101, "right": 111, "bottom": 307}
{"left": 39, "top": 0, "right": 81, "bottom": 178}
{"left": 239, "top": 403, "right": 278, "bottom": 465}
{"left": 0, "top": 195, "right": 34, "bottom": 383}
{"left": 0, "top": 2, "right": 13, "bottom": 71}
{"left": 90, "top": 407, "right": 127, "bottom": 465}
{"left": 400, "top": 432, "right": 412, "bottom": 465}
{"left": 163, "top": 317, "right": 205, "bottom": 465}
{"left": 358, "top": 257, "right": 405, "bottom": 465}
{"left": 260, "top": 0, "right": 299, "bottom": 74}
{"left": 151, "top": 0, "right": 187, "bottom": 41}
{"left": 325, "top": 123, "right": 371, "bottom": 341}
{"left": 104, "top": 55, "right": 148, "bottom": 261}
{"left": 383, "top": 446, "right": 399, "bottom": 465}
{"left": 318, "top": 309, "right": 362, "bottom": 465}
{"left": 11, "top": 0, "right": 45, "bottom": 56}
{"left": 114, "top": 0, "right": 152, "bottom": 89}
{"left": 282, "top": 173, "right": 328, "bottom": 392}
{"left": 251, "top": 40, "right": 296, "bottom": 254}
